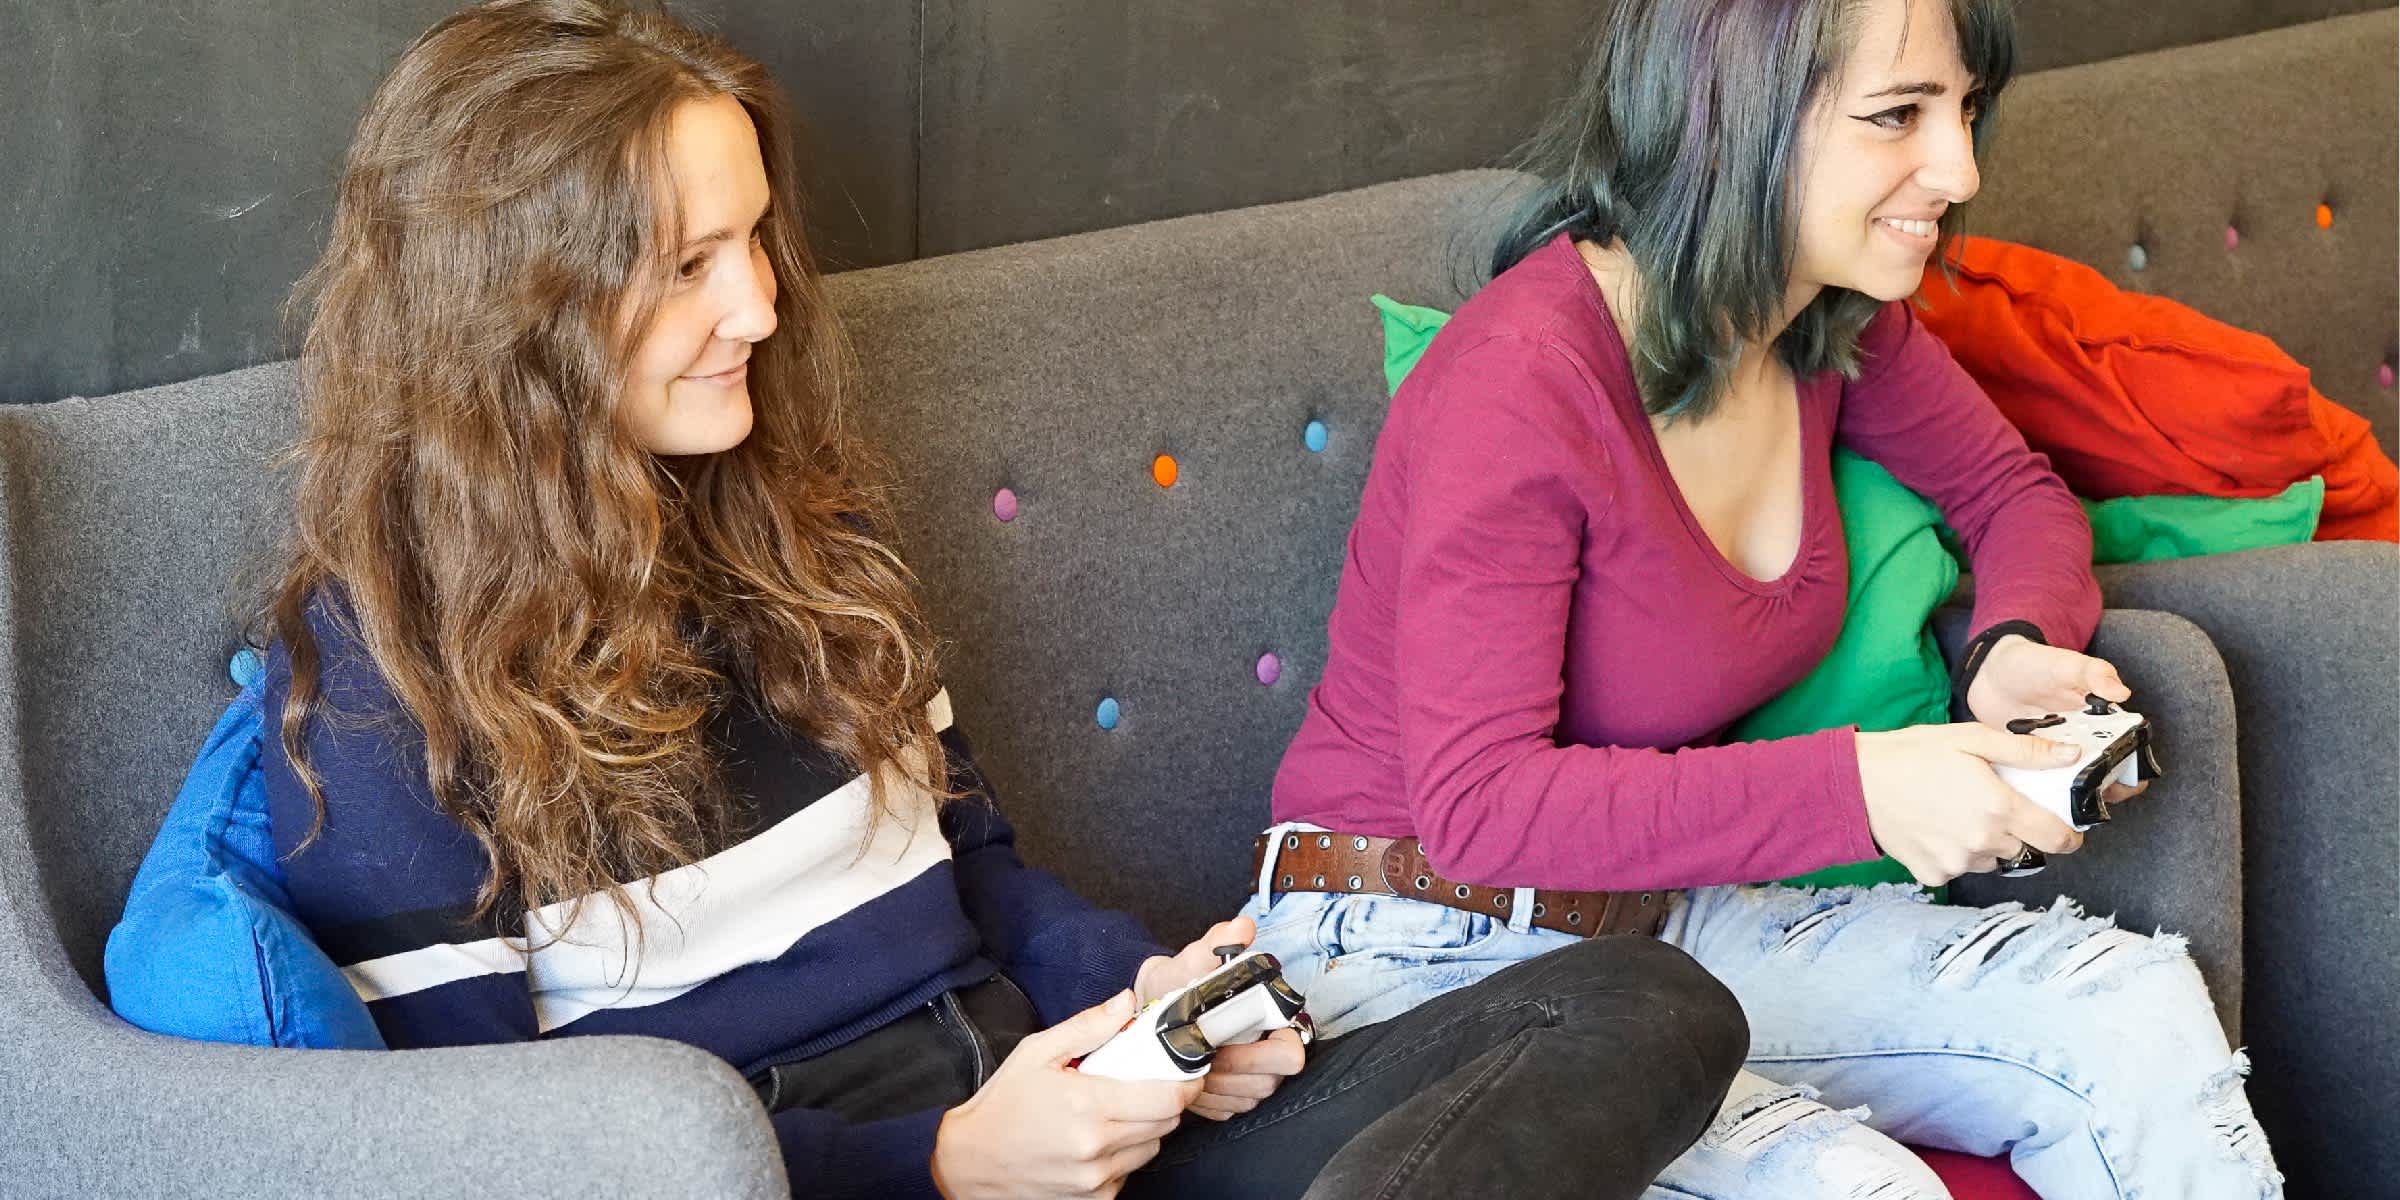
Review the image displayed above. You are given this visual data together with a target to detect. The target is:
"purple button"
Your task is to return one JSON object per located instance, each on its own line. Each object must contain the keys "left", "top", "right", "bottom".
{"left": 993, "top": 488, "right": 1019, "bottom": 522}
{"left": 1255, "top": 653, "right": 1282, "bottom": 687}
{"left": 2380, "top": 363, "right": 2396, "bottom": 390}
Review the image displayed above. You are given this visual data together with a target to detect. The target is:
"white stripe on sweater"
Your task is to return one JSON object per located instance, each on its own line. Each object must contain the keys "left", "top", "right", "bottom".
{"left": 341, "top": 690, "right": 959, "bottom": 1032}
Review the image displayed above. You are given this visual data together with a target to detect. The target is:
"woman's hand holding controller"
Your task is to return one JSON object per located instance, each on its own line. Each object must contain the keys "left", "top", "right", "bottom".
{"left": 1133, "top": 916, "right": 1308, "bottom": 1122}
{"left": 932, "top": 990, "right": 1203, "bottom": 1199}
{"left": 1966, "top": 636, "right": 2151, "bottom": 807}
{"left": 1854, "top": 723, "right": 2088, "bottom": 886}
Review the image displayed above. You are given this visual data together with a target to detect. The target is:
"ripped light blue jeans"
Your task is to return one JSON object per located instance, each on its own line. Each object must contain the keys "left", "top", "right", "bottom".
{"left": 1241, "top": 835, "right": 2282, "bottom": 1200}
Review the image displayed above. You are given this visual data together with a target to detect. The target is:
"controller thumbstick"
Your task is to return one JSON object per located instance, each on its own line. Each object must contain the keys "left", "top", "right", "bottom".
{"left": 2084, "top": 694, "right": 2114, "bottom": 715}
{"left": 1212, "top": 943, "right": 1248, "bottom": 965}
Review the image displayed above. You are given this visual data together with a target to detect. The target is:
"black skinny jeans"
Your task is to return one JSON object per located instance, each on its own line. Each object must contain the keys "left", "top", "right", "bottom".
{"left": 757, "top": 933, "right": 1747, "bottom": 1199}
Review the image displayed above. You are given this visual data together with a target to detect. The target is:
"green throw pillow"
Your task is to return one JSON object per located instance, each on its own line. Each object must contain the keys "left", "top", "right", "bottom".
{"left": 2083, "top": 479, "right": 2323, "bottom": 565}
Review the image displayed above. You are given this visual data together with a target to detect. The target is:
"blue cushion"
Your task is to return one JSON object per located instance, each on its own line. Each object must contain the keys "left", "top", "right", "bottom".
{"left": 103, "top": 674, "right": 385, "bottom": 1049}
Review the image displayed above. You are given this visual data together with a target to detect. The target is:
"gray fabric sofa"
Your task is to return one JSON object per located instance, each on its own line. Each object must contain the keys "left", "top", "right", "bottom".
{"left": 0, "top": 11, "right": 2390, "bottom": 1198}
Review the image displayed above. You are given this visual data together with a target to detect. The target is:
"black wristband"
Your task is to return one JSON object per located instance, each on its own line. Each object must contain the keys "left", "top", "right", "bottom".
{"left": 1951, "top": 620, "right": 2046, "bottom": 720}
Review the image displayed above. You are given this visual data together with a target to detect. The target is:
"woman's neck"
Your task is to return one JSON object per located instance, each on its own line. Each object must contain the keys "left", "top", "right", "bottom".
{"left": 1575, "top": 238, "right": 1823, "bottom": 407}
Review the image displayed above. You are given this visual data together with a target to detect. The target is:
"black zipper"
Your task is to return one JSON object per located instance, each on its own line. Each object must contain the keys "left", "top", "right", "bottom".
{"left": 936, "top": 990, "right": 996, "bottom": 1088}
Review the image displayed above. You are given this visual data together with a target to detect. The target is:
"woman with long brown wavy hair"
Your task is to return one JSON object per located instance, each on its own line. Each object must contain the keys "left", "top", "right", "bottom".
{"left": 252, "top": 2, "right": 1749, "bottom": 1196}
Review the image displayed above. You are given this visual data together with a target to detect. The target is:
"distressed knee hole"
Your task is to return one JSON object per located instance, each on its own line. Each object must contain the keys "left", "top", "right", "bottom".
{"left": 1917, "top": 899, "right": 2191, "bottom": 995}
{"left": 2040, "top": 925, "right": 2196, "bottom": 999}
{"left": 1924, "top": 904, "right": 2043, "bottom": 987}
{"left": 1704, "top": 1083, "right": 1852, "bottom": 1155}
{"left": 2203, "top": 1051, "right": 2286, "bottom": 1193}
{"left": 1707, "top": 1085, "right": 1948, "bottom": 1198}
{"left": 1765, "top": 883, "right": 1930, "bottom": 959}
{"left": 2043, "top": 927, "right": 2151, "bottom": 985}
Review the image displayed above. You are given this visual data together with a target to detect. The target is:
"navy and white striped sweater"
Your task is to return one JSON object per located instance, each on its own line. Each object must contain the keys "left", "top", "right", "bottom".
{"left": 262, "top": 602, "right": 1163, "bottom": 1197}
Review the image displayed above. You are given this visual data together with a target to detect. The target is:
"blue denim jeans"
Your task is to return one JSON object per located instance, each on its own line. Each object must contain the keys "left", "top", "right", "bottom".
{"left": 1242, "top": 832, "right": 2282, "bottom": 1199}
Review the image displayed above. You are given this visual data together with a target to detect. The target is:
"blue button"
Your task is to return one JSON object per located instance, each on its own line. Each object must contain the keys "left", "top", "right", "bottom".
{"left": 2127, "top": 244, "right": 2148, "bottom": 272}
{"left": 1304, "top": 420, "right": 1329, "bottom": 454}
{"left": 229, "top": 647, "right": 264, "bottom": 688}
{"left": 1095, "top": 697, "right": 1121, "bottom": 731}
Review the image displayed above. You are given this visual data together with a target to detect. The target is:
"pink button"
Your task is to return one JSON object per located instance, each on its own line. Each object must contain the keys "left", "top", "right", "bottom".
{"left": 2380, "top": 363, "right": 2395, "bottom": 390}
{"left": 1255, "top": 653, "right": 1282, "bottom": 687}
{"left": 2224, "top": 225, "right": 2239, "bottom": 252}
{"left": 993, "top": 488, "right": 1019, "bottom": 522}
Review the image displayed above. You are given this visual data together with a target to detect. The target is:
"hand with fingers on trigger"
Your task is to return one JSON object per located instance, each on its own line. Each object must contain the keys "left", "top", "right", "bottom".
{"left": 932, "top": 990, "right": 1204, "bottom": 1199}
{"left": 1856, "top": 721, "right": 2090, "bottom": 885}
{"left": 1967, "top": 635, "right": 2151, "bottom": 807}
{"left": 1131, "top": 916, "right": 1309, "bottom": 1123}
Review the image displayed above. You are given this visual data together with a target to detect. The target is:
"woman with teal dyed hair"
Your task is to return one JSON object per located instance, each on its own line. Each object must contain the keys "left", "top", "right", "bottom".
{"left": 1244, "top": 0, "right": 2283, "bottom": 1196}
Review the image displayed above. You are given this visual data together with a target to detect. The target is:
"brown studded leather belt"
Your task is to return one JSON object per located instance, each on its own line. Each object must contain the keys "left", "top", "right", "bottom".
{"left": 1251, "top": 831, "right": 1672, "bottom": 939}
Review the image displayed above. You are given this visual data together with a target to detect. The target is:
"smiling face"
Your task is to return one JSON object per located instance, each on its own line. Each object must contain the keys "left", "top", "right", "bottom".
{"left": 617, "top": 93, "right": 779, "bottom": 457}
{"left": 1789, "top": 0, "right": 1987, "bottom": 305}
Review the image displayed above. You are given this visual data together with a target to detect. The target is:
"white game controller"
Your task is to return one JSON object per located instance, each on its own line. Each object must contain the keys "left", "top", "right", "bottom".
{"left": 1989, "top": 695, "right": 2161, "bottom": 876}
{"left": 1075, "top": 947, "right": 1313, "bottom": 1081}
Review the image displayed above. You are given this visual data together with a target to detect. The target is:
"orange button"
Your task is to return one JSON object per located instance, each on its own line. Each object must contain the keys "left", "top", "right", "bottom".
{"left": 2316, "top": 203, "right": 2334, "bottom": 230}
{"left": 1152, "top": 454, "right": 1179, "bottom": 489}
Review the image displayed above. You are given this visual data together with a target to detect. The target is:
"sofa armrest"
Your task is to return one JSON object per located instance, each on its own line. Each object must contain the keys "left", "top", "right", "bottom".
{"left": 4, "top": 1014, "right": 787, "bottom": 1199}
{"left": 2090, "top": 541, "right": 2399, "bottom": 1194}
{"left": 1937, "top": 607, "right": 2242, "bottom": 1044}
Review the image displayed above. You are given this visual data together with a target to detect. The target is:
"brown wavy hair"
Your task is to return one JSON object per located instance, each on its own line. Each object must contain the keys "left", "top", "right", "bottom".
{"left": 267, "top": 0, "right": 948, "bottom": 935}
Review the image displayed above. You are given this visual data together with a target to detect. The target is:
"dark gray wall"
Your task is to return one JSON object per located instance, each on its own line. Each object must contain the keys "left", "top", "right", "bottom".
{"left": 6, "top": 0, "right": 2390, "bottom": 404}
{"left": 0, "top": 0, "right": 917, "bottom": 406}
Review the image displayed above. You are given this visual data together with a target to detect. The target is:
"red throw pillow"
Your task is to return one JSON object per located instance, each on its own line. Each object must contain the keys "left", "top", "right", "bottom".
{"left": 1916, "top": 1148, "right": 2040, "bottom": 1199}
{"left": 1916, "top": 236, "right": 2396, "bottom": 542}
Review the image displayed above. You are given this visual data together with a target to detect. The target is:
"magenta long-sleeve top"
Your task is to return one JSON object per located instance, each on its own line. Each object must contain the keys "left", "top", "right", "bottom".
{"left": 1269, "top": 234, "right": 2101, "bottom": 891}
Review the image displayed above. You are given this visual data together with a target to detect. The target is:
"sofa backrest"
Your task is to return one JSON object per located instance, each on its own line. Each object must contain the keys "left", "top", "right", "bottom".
{"left": 3, "top": 15, "right": 2391, "bottom": 997}
{"left": 827, "top": 172, "right": 1510, "bottom": 939}
{"left": 0, "top": 168, "right": 1513, "bottom": 989}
